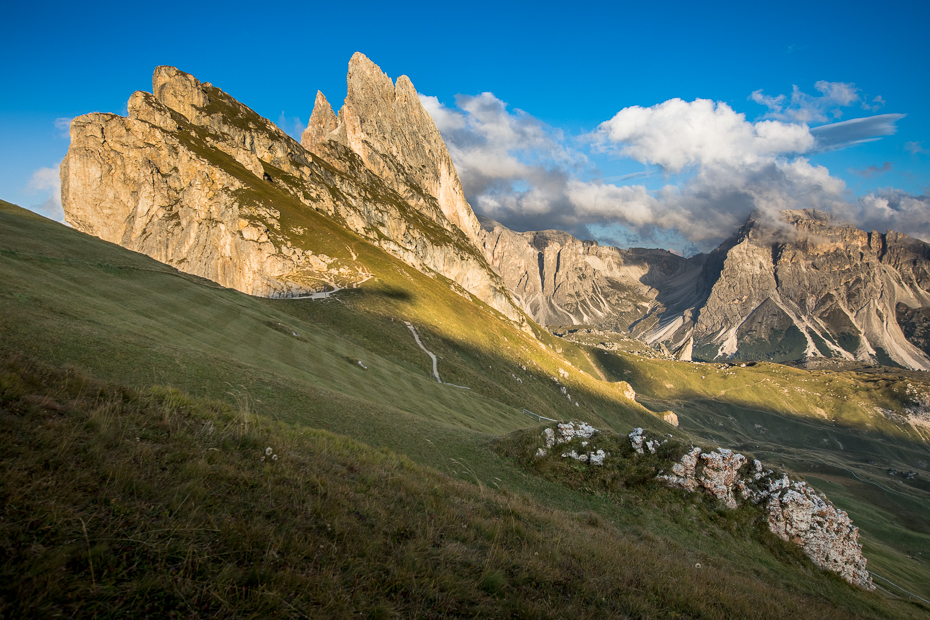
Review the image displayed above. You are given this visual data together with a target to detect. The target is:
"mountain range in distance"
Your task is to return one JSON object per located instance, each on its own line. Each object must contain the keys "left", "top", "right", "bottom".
{"left": 61, "top": 53, "right": 930, "bottom": 372}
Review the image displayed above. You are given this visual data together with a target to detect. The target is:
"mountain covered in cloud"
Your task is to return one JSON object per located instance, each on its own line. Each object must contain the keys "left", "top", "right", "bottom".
{"left": 420, "top": 83, "right": 923, "bottom": 256}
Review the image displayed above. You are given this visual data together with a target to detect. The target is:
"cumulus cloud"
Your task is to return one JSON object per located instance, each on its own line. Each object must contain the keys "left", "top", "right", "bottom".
{"left": 750, "top": 81, "right": 864, "bottom": 123}
{"left": 563, "top": 158, "right": 848, "bottom": 249}
{"left": 420, "top": 84, "right": 912, "bottom": 254}
{"left": 836, "top": 189, "right": 930, "bottom": 242}
{"left": 418, "top": 92, "right": 590, "bottom": 235}
{"left": 26, "top": 165, "right": 63, "bottom": 221}
{"left": 592, "top": 98, "right": 814, "bottom": 172}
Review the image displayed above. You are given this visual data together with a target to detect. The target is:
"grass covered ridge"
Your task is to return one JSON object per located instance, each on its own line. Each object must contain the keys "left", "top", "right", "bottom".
{"left": 1, "top": 357, "right": 923, "bottom": 619}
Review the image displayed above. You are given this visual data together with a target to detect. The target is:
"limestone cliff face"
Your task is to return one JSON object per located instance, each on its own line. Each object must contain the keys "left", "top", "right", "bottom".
{"left": 62, "top": 60, "right": 523, "bottom": 322}
{"left": 478, "top": 217, "right": 706, "bottom": 351}
{"left": 482, "top": 209, "right": 930, "bottom": 370}
{"left": 690, "top": 211, "right": 930, "bottom": 369}
{"left": 61, "top": 92, "right": 310, "bottom": 297}
{"left": 302, "top": 53, "right": 480, "bottom": 247}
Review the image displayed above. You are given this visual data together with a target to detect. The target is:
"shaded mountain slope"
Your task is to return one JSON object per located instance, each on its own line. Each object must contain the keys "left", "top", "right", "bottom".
{"left": 2, "top": 200, "right": 928, "bottom": 617}
{"left": 482, "top": 211, "right": 930, "bottom": 370}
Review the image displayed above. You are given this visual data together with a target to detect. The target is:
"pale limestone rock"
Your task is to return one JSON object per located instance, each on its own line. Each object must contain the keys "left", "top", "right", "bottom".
{"left": 303, "top": 53, "right": 480, "bottom": 248}
{"left": 698, "top": 448, "right": 747, "bottom": 509}
{"left": 61, "top": 61, "right": 524, "bottom": 323}
{"left": 539, "top": 422, "right": 606, "bottom": 465}
{"left": 662, "top": 411, "right": 680, "bottom": 427}
{"left": 617, "top": 380, "right": 636, "bottom": 401}
{"left": 765, "top": 482, "right": 871, "bottom": 589}
{"left": 657, "top": 441, "right": 873, "bottom": 590}
{"left": 672, "top": 337, "right": 693, "bottom": 361}
{"left": 629, "top": 428, "right": 645, "bottom": 454}
{"left": 60, "top": 94, "right": 359, "bottom": 298}
{"left": 658, "top": 446, "right": 701, "bottom": 492}
{"left": 477, "top": 218, "right": 702, "bottom": 339}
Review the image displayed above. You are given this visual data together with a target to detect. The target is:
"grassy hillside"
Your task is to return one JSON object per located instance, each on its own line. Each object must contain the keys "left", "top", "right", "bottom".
{"left": 1, "top": 200, "right": 928, "bottom": 617}
{"left": 583, "top": 344, "right": 930, "bottom": 600}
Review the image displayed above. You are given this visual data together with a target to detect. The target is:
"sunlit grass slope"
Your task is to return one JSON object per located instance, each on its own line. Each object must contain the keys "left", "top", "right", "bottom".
{"left": 1, "top": 200, "right": 928, "bottom": 617}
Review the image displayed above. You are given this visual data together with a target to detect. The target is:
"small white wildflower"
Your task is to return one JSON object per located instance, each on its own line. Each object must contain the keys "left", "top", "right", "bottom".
{"left": 272, "top": 454, "right": 278, "bottom": 461}
{"left": 260, "top": 456, "right": 265, "bottom": 462}
{"left": 265, "top": 447, "right": 273, "bottom": 456}
{"left": 695, "top": 563, "right": 702, "bottom": 569}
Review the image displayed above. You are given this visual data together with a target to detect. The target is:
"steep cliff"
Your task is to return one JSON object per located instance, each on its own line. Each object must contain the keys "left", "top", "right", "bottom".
{"left": 690, "top": 210, "right": 930, "bottom": 369}
{"left": 478, "top": 217, "right": 706, "bottom": 349}
{"left": 62, "top": 59, "right": 523, "bottom": 322}
{"left": 482, "top": 211, "right": 930, "bottom": 370}
{"left": 302, "top": 53, "right": 480, "bottom": 247}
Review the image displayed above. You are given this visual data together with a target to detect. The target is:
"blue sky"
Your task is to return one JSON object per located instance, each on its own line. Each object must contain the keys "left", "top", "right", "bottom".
{"left": 2, "top": 0, "right": 927, "bottom": 255}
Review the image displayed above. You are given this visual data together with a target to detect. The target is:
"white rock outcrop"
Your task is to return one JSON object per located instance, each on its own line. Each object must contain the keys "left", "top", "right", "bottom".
{"left": 537, "top": 421, "right": 607, "bottom": 466}
{"left": 649, "top": 434, "right": 873, "bottom": 590}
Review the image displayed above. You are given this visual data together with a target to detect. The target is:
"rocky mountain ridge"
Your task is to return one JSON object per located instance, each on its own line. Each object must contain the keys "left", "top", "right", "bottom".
{"left": 62, "top": 56, "right": 524, "bottom": 323}
{"left": 483, "top": 210, "right": 930, "bottom": 370}
{"left": 60, "top": 55, "right": 930, "bottom": 370}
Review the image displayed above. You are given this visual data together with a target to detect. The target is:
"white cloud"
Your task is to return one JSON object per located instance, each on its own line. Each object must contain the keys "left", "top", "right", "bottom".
{"left": 26, "top": 165, "right": 63, "bottom": 221}
{"left": 420, "top": 85, "right": 912, "bottom": 254}
{"left": 592, "top": 98, "right": 814, "bottom": 173}
{"left": 905, "top": 141, "right": 929, "bottom": 155}
{"left": 277, "top": 112, "right": 306, "bottom": 140}
{"left": 419, "top": 94, "right": 466, "bottom": 132}
{"left": 810, "top": 113, "right": 905, "bottom": 150}
{"left": 862, "top": 95, "right": 886, "bottom": 112}
{"left": 837, "top": 189, "right": 930, "bottom": 242}
{"left": 750, "top": 81, "right": 865, "bottom": 123}
{"left": 54, "top": 117, "right": 73, "bottom": 138}
{"left": 417, "top": 91, "right": 588, "bottom": 235}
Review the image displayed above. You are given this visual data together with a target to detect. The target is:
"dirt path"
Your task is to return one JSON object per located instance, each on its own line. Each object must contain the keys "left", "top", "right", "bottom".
{"left": 404, "top": 322, "right": 470, "bottom": 389}
{"left": 405, "top": 321, "right": 441, "bottom": 383}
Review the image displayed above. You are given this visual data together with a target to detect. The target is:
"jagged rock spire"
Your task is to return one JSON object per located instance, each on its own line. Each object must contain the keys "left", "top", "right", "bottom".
{"left": 302, "top": 52, "right": 481, "bottom": 246}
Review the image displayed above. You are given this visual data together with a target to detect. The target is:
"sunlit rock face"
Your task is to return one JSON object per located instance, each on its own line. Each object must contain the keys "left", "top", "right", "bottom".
{"left": 62, "top": 58, "right": 523, "bottom": 323}
{"left": 480, "top": 210, "right": 930, "bottom": 370}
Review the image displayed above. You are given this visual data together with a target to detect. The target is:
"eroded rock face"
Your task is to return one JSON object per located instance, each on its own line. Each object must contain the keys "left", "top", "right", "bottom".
{"left": 478, "top": 218, "right": 704, "bottom": 343}
{"left": 652, "top": 436, "right": 873, "bottom": 590}
{"left": 689, "top": 210, "right": 930, "bottom": 369}
{"left": 62, "top": 60, "right": 523, "bottom": 323}
{"left": 302, "top": 53, "right": 479, "bottom": 248}
{"left": 479, "top": 210, "right": 930, "bottom": 370}
{"left": 61, "top": 94, "right": 320, "bottom": 297}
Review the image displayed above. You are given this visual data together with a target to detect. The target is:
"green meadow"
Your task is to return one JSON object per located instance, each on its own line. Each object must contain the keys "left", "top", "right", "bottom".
{"left": 1, "top": 200, "right": 929, "bottom": 617}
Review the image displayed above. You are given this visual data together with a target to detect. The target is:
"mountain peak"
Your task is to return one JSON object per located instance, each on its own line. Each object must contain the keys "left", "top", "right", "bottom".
{"left": 303, "top": 91, "right": 341, "bottom": 151}
{"left": 152, "top": 65, "right": 206, "bottom": 121}
{"left": 302, "top": 53, "right": 480, "bottom": 245}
